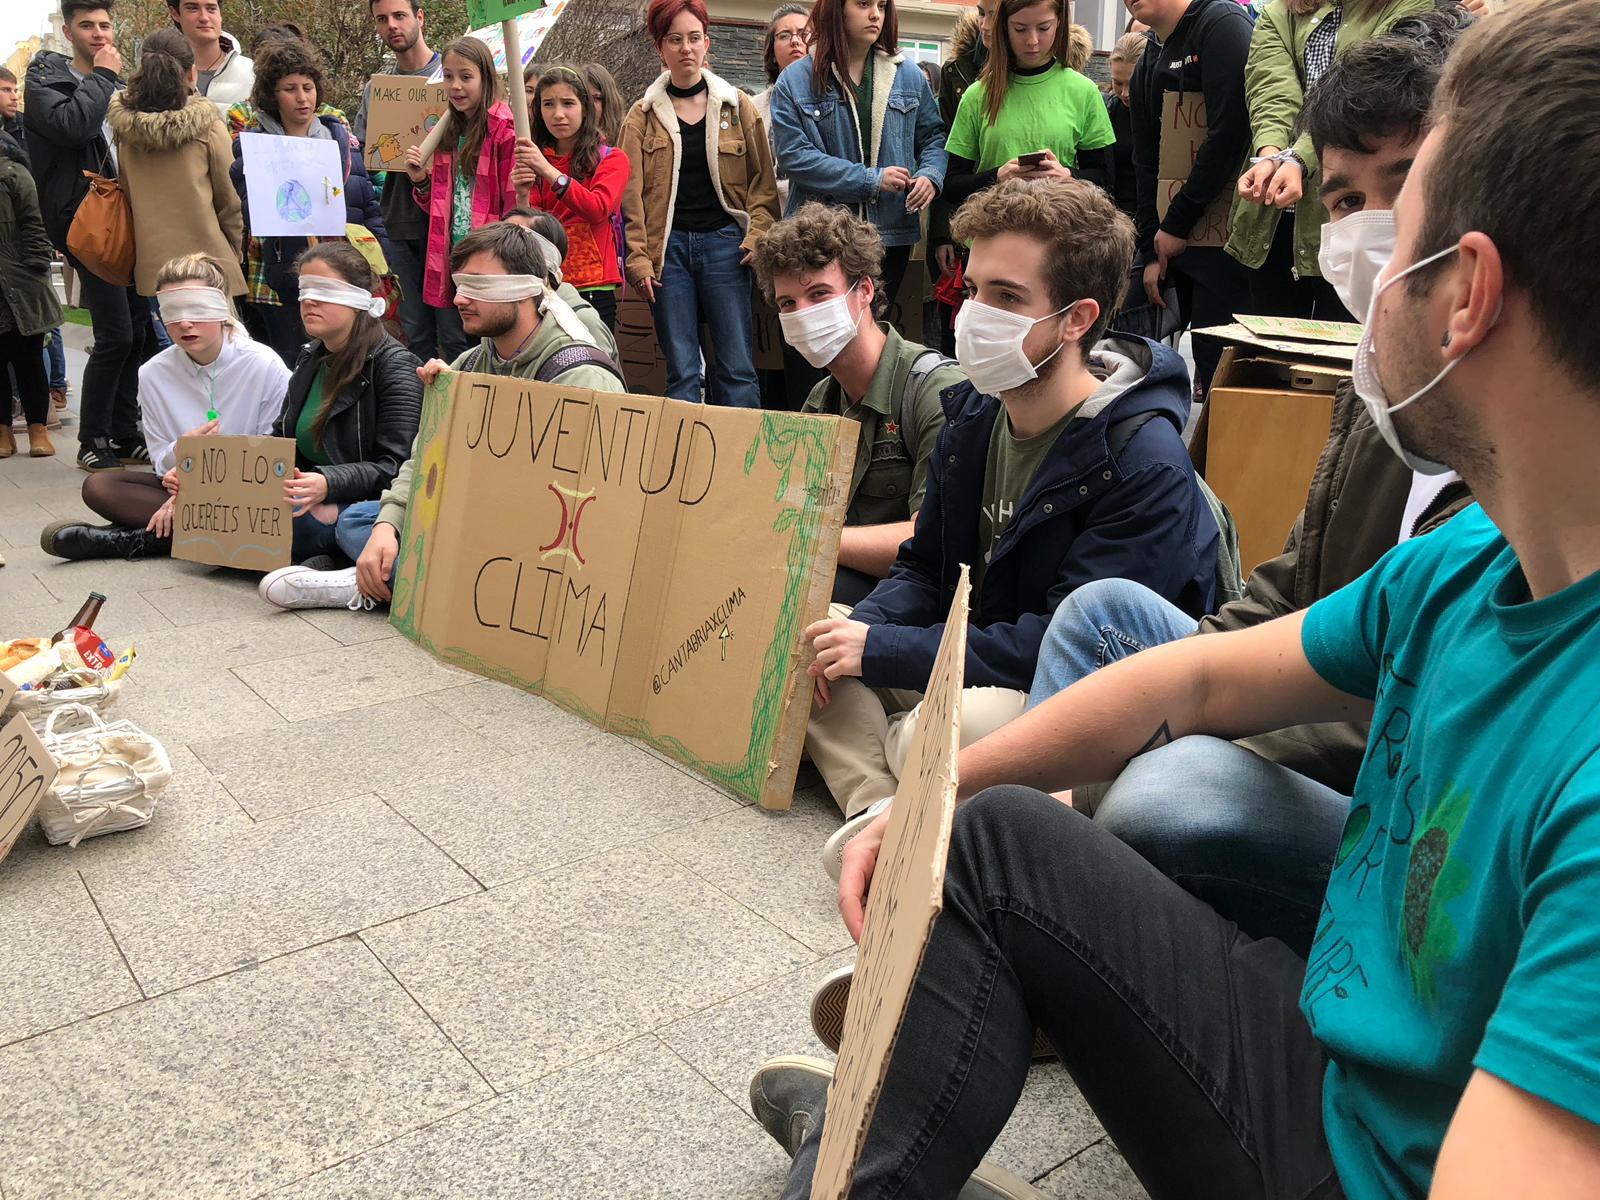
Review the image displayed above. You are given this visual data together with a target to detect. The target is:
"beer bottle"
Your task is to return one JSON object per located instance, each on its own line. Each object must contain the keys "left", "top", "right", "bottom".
{"left": 50, "top": 592, "right": 107, "bottom": 645}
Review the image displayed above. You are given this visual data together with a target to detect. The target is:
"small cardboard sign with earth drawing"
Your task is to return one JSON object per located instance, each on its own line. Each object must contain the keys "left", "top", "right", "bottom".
{"left": 389, "top": 370, "right": 857, "bottom": 809}
{"left": 0, "top": 712, "right": 58, "bottom": 867}
{"left": 1158, "top": 93, "right": 1233, "bottom": 248}
{"left": 171, "top": 435, "right": 295, "bottom": 572}
{"left": 239, "top": 132, "right": 347, "bottom": 238}
{"left": 363, "top": 75, "right": 449, "bottom": 173}
{"left": 811, "top": 567, "right": 970, "bottom": 1198}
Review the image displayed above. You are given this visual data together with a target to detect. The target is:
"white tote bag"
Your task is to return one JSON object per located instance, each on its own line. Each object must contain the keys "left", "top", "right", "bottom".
{"left": 35, "top": 704, "right": 173, "bottom": 847}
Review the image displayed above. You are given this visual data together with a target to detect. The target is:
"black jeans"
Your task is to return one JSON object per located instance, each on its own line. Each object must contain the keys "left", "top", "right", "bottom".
{"left": 67, "top": 250, "right": 149, "bottom": 447}
{"left": 2, "top": 328, "right": 50, "bottom": 426}
{"left": 1166, "top": 246, "right": 1251, "bottom": 395}
{"left": 781, "top": 787, "right": 1340, "bottom": 1200}
{"left": 580, "top": 288, "right": 618, "bottom": 334}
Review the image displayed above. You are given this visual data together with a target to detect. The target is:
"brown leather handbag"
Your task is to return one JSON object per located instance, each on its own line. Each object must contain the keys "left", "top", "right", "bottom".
{"left": 66, "top": 147, "right": 135, "bottom": 286}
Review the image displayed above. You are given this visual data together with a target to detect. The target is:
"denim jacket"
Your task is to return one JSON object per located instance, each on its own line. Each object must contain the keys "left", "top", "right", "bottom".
{"left": 769, "top": 51, "right": 948, "bottom": 248}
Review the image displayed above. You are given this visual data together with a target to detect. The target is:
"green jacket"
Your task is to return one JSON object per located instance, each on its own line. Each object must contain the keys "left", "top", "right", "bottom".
{"left": 0, "top": 156, "right": 64, "bottom": 338}
{"left": 376, "top": 318, "right": 626, "bottom": 530}
{"left": 1225, "top": 0, "right": 1429, "bottom": 275}
{"left": 802, "top": 325, "right": 959, "bottom": 527}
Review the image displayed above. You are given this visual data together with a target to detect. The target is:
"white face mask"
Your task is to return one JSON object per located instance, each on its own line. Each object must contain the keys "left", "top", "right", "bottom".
{"left": 954, "top": 298, "right": 1074, "bottom": 397}
{"left": 1318, "top": 210, "right": 1395, "bottom": 319}
{"left": 778, "top": 284, "right": 863, "bottom": 369}
{"left": 1352, "top": 241, "right": 1497, "bottom": 476}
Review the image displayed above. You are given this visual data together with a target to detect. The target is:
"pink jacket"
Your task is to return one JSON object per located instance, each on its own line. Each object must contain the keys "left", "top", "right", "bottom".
{"left": 415, "top": 100, "right": 517, "bottom": 306}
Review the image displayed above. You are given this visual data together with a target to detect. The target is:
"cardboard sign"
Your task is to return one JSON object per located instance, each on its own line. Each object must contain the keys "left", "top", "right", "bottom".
{"left": 1235, "top": 314, "right": 1364, "bottom": 345}
{"left": 1193, "top": 323, "right": 1357, "bottom": 366}
{"left": 1157, "top": 93, "right": 1233, "bottom": 249}
{"left": 170, "top": 435, "right": 296, "bottom": 572}
{"left": 239, "top": 132, "right": 348, "bottom": 238}
{"left": 390, "top": 371, "right": 856, "bottom": 809}
{"left": 616, "top": 295, "right": 669, "bottom": 397}
{"left": 0, "top": 712, "right": 57, "bottom": 866}
{"left": 811, "top": 567, "right": 970, "bottom": 1198}
{"left": 363, "top": 75, "right": 449, "bottom": 173}
{"left": 0, "top": 671, "right": 16, "bottom": 717}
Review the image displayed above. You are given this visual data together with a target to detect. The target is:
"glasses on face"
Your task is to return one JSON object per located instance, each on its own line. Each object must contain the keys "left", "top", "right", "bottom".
{"left": 774, "top": 30, "right": 809, "bottom": 44}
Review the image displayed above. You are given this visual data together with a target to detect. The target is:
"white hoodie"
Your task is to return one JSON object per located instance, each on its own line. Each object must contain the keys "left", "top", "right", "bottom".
{"left": 138, "top": 334, "right": 291, "bottom": 475}
{"left": 196, "top": 31, "right": 255, "bottom": 113}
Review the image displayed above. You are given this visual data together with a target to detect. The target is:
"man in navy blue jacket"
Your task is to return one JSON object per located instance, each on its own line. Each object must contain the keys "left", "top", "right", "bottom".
{"left": 806, "top": 176, "right": 1219, "bottom": 849}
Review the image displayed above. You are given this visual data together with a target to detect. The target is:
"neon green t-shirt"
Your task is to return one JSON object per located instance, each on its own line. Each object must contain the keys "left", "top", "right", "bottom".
{"left": 946, "top": 63, "right": 1115, "bottom": 172}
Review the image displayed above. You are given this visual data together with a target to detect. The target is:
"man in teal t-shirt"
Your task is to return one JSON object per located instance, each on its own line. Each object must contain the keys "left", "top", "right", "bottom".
{"left": 749, "top": 8, "right": 1600, "bottom": 1198}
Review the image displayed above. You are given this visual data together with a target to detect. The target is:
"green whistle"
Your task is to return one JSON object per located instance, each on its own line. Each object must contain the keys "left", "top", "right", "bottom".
{"left": 207, "top": 408, "right": 218, "bottom": 421}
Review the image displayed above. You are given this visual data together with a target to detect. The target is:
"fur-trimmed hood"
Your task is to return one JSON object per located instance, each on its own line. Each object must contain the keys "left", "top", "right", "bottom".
{"left": 951, "top": 8, "right": 985, "bottom": 60}
{"left": 107, "top": 93, "right": 225, "bottom": 150}
{"left": 1064, "top": 23, "right": 1093, "bottom": 71}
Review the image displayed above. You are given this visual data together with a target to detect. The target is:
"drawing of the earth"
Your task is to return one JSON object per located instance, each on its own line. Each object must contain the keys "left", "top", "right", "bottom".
{"left": 275, "top": 179, "right": 312, "bottom": 223}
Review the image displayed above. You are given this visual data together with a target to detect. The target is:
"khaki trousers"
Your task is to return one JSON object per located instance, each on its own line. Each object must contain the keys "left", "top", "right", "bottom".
{"left": 805, "top": 607, "right": 1028, "bottom": 816}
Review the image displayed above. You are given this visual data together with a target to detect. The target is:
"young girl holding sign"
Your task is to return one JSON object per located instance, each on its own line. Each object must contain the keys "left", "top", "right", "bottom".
{"left": 258, "top": 243, "right": 423, "bottom": 606}
{"left": 512, "top": 65, "right": 630, "bottom": 333}
{"left": 403, "top": 37, "right": 517, "bottom": 313}
{"left": 40, "top": 256, "right": 291, "bottom": 562}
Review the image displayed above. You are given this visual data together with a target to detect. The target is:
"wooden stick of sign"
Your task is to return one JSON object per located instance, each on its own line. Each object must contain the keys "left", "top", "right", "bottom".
{"left": 414, "top": 17, "right": 532, "bottom": 207}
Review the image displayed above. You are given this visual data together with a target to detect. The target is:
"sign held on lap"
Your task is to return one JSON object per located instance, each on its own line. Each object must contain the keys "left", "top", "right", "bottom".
{"left": 170, "top": 435, "right": 295, "bottom": 572}
{"left": 811, "top": 567, "right": 970, "bottom": 1198}
{"left": 390, "top": 370, "right": 856, "bottom": 809}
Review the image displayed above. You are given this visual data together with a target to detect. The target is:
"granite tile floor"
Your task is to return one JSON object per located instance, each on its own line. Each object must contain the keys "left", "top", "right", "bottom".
{"left": 0, "top": 328, "right": 1146, "bottom": 1198}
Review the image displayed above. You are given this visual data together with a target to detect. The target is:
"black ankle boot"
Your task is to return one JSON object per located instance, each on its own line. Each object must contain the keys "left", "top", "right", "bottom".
{"left": 40, "top": 520, "right": 167, "bottom": 561}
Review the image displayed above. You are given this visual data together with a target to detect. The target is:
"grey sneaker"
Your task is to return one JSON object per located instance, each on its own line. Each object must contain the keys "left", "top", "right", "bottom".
{"left": 748, "top": 1056, "right": 1049, "bottom": 1198}
{"left": 810, "top": 963, "right": 1055, "bottom": 1063}
{"left": 823, "top": 796, "right": 892, "bottom": 883}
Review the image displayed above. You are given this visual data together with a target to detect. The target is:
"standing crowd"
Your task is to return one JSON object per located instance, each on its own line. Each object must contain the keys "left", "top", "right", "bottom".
{"left": 8, "top": 0, "right": 1600, "bottom": 1195}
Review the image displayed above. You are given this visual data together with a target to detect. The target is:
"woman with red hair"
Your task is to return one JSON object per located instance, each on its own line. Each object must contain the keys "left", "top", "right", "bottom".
{"left": 620, "top": 0, "right": 780, "bottom": 407}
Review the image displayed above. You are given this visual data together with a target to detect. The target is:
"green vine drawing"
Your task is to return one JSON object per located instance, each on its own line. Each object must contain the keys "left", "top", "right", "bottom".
{"left": 388, "top": 373, "right": 454, "bottom": 638}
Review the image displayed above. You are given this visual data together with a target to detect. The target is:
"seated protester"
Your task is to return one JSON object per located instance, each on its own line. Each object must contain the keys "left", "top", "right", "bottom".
{"left": 751, "top": 203, "right": 959, "bottom": 606}
{"left": 503, "top": 205, "right": 619, "bottom": 359}
{"left": 1019, "top": 8, "right": 1473, "bottom": 952}
{"left": 761, "top": 8, "right": 1600, "bottom": 1198}
{"left": 257, "top": 242, "right": 422, "bottom": 608}
{"left": 268, "top": 221, "right": 626, "bottom": 612}
{"left": 40, "top": 254, "right": 290, "bottom": 560}
{"left": 804, "top": 176, "right": 1218, "bottom": 836}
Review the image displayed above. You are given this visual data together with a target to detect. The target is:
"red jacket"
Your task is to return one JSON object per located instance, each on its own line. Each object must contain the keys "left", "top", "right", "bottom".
{"left": 415, "top": 100, "right": 517, "bottom": 306}
{"left": 527, "top": 143, "right": 628, "bottom": 291}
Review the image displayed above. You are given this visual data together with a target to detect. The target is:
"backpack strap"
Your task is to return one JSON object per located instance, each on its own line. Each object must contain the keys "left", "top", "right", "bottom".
{"left": 1107, "top": 411, "right": 1160, "bottom": 459}
{"left": 898, "top": 348, "right": 958, "bottom": 458}
{"left": 534, "top": 343, "right": 627, "bottom": 386}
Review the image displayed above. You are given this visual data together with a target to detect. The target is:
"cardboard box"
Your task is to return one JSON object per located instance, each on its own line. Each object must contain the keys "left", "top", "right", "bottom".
{"left": 1157, "top": 94, "right": 1233, "bottom": 249}
{"left": 1195, "top": 323, "right": 1355, "bottom": 575}
{"left": 389, "top": 369, "right": 857, "bottom": 809}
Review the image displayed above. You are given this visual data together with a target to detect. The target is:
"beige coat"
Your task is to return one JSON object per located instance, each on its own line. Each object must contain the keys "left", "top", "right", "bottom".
{"left": 619, "top": 69, "right": 780, "bottom": 288}
{"left": 106, "top": 93, "right": 245, "bottom": 297}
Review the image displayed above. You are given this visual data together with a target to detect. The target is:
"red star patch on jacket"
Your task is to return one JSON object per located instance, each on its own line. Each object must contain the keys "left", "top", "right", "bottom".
{"left": 884, "top": 421, "right": 899, "bottom": 436}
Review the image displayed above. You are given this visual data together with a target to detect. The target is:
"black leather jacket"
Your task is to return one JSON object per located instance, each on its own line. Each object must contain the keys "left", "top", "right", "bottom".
{"left": 274, "top": 332, "right": 422, "bottom": 504}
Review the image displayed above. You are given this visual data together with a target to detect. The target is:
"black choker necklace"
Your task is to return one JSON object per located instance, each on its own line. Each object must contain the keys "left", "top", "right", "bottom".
{"left": 666, "top": 77, "right": 708, "bottom": 98}
{"left": 1015, "top": 60, "right": 1055, "bottom": 76}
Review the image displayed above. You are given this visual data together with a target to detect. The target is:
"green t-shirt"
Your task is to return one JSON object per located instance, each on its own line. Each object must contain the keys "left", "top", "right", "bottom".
{"left": 451, "top": 136, "right": 473, "bottom": 245}
{"left": 854, "top": 55, "right": 875, "bottom": 160}
{"left": 1300, "top": 503, "right": 1600, "bottom": 1197}
{"left": 973, "top": 404, "right": 1074, "bottom": 600}
{"left": 295, "top": 366, "right": 332, "bottom": 467}
{"left": 946, "top": 63, "right": 1115, "bottom": 172}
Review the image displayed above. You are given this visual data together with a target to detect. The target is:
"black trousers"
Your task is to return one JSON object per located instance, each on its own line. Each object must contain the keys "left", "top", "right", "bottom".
{"left": 1167, "top": 246, "right": 1251, "bottom": 395}
{"left": 1, "top": 328, "right": 50, "bottom": 426}
{"left": 1248, "top": 217, "right": 1352, "bottom": 322}
{"left": 782, "top": 786, "right": 1341, "bottom": 1200}
{"left": 66, "top": 250, "right": 149, "bottom": 448}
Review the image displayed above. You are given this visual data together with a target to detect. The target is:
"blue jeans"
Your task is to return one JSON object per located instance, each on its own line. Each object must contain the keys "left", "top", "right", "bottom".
{"left": 291, "top": 501, "right": 384, "bottom": 566}
{"left": 390, "top": 236, "right": 467, "bottom": 364}
{"left": 44, "top": 327, "right": 67, "bottom": 391}
{"left": 780, "top": 787, "right": 1337, "bottom": 1200}
{"left": 651, "top": 225, "right": 759, "bottom": 408}
{"left": 1028, "top": 577, "right": 1199, "bottom": 708}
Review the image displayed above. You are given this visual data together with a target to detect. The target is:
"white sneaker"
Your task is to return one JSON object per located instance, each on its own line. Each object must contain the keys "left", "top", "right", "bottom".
{"left": 823, "top": 796, "right": 893, "bottom": 883}
{"left": 259, "top": 565, "right": 375, "bottom": 611}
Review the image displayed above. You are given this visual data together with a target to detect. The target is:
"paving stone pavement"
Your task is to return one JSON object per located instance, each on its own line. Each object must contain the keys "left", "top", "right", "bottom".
{"left": 0, "top": 328, "right": 1148, "bottom": 1198}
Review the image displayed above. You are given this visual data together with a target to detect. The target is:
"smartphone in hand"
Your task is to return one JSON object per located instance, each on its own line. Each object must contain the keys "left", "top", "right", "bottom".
{"left": 1018, "top": 151, "right": 1047, "bottom": 170}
